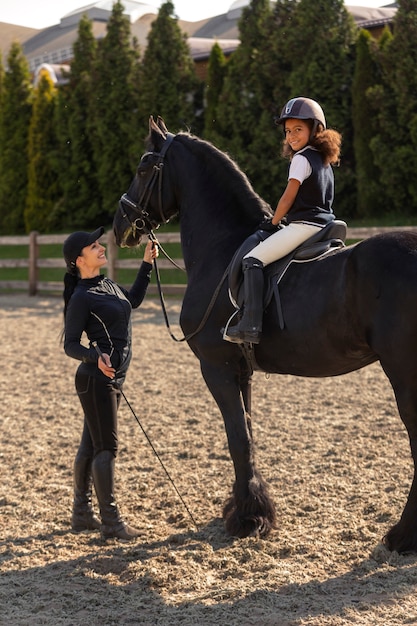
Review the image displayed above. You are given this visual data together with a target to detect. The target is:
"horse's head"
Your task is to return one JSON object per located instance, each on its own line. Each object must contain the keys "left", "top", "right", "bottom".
{"left": 114, "top": 115, "right": 273, "bottom": 249}
{"left": 113, "top": 116, "right": 178, "bottom": 247}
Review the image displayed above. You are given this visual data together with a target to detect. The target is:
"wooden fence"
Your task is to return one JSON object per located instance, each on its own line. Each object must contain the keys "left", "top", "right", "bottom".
{"left": 1, "top": 226, "right": 417, "bottom": 296}
{"left": 0, "top": 230, "right": 184, "bottom": 296}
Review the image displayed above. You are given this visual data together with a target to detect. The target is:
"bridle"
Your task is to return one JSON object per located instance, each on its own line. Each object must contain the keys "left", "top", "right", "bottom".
{"left": 118, "top": 132, "right": 176, "bottom": 238}
{"left": 118, "top": 130, "right": 229, "bottom": 343}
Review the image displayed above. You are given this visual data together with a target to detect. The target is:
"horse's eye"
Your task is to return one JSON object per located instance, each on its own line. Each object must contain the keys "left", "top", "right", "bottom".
{"left": 137, "top": 155, "right": 152, "bottom": 176}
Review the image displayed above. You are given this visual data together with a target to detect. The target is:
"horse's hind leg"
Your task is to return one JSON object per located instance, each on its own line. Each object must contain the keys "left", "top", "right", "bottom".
{"left": 200, "top": 360, "right": 276, "bottom": 538}
{"left": 384, "top": 459, "right": 417, "bottom": 553}
{"left": 382, "top": 371, "right": 417, "bottom": 553}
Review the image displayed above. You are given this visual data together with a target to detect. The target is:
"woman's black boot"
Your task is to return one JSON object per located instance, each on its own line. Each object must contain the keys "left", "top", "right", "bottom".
{"left": 71, "top": 452, "right": 101, "bottom": 531}
{"left": 92, "top": 450, "right": 141, "bottom": 541}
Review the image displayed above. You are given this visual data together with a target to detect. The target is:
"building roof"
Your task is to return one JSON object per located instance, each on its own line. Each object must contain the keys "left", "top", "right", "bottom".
{"left": 60, "top": 0, "right": 158, "bottom": 27}
{"left": 0, "top": 1, "right": 398, "bottom": 74}
{"left": 188, "top": 37, "right": 240, "bottom": 61}
{"left": 192, "top": 3, "right": 398, "bottom": 39}
{"left": 0, "top": 23, "right": 39, "bottom": 61}
{"left": 345, "top": 4, "right": 397, "bottom": 29}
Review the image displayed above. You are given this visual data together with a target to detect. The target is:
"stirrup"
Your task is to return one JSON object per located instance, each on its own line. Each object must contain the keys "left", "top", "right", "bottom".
{"left": 224, "top": 326, "right": 261, "bottom": 344}
{"left": 241, "top": 330, "right": 261, "bottom": 344}
{"left": 223, "top": 317, "right": 244, "bottom": 342}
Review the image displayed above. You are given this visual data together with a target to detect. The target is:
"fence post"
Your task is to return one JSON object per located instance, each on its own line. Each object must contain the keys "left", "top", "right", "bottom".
{"left": 29, "top": 231, "right": 39, "bottom": 296}
{"left": 106, "top": 229, "right": 117, "bottom": 281}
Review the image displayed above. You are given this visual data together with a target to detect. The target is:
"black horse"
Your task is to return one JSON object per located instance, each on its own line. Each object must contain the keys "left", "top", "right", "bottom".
{"left": 113, "top": 116, "right": 417, "bottom": 553}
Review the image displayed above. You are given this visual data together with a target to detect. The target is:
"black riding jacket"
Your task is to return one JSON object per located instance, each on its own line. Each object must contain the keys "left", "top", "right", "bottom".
{"left": 64, "top": 263, "right": 152, "bottom": 383}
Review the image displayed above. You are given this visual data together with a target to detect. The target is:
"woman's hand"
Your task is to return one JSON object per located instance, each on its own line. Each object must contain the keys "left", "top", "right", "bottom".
{"left": 97, "top": 352, "right": 116, "bottom": 379}
{"left": 143, "top": 240, "right": 159, "bottom": 264}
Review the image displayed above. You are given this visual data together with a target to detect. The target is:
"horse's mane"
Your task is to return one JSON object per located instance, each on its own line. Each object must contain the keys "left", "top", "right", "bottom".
{"left": 175, "top": 132, "right": 272, "bottom": 220}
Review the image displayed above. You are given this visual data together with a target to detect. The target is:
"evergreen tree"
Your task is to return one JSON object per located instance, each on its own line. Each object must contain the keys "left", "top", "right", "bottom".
{"left": 352, "top": 29, "right": 381, "bottom": 218}
{"left": 213, "top": 0, "right": 277, "bottom": 202}
{"left": 248, "top": 0, "right": 297, "bottom": 205}
{"left": 268, "top": 0, "right": 296, "bottom": 109}
{"left": 91, "top": 1, "right": 141, "bottom": 221}
{"left": 390, "top": 0, "right": 417, "bottom": 136}
{"left": 215, "top": 0, "right": 272, "bottom": 148}
{"left": 203, "top": 42, "right": 228, "bottom": 142}
{"left": 0, "top": 53, "right": 4, "bottom": 175}
{"left": 55, "top": 14, "right": 100, "bottom": 229}
{"left": 362, "top": 28, "right": 394, "bottom": 215}
{"left": 0, "top": 52, "right": 4, "bottom": 116}
{"left": 0, "top": 42, "right": 32, "bottom": 234}
{"left": 138, "top": 1, "right": 199, "bottom": 132}
{"left": 25, "top": 71, "right": 60, "bottom": 232}
{"left": 212, "top": 0, "right": 299, "bottom": 205}
{"left": 287, "top": 0, "right": 357, "bottom": 218}
{"left": 369, "top": 0, "right": 417, "bottom": 215}
{"left": 52, "top": 84, "right": 73, "bottom": 228}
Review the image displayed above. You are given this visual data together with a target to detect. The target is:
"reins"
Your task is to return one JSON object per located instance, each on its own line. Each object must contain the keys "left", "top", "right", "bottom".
{"left": 148, "top": 230, "right": 229, "bottom": 343}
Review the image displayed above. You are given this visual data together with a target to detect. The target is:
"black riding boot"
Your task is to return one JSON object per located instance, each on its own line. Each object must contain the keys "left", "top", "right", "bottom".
{"left": 71, "top": 452, "right": 101, "bottom": 531}
{"left": 225, "top": 257, "right": 264, "bottom": 344}
{"left": 92, "top": 450, "right": 141, "bottom": 541}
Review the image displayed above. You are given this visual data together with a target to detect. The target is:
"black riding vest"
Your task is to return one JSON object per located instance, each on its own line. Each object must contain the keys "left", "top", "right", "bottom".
{"left": 286, "top": 147, "right": 335, "bottom": 226}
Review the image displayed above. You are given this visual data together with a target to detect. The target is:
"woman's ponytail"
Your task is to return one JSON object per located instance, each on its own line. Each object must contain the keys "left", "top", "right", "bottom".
{"left": 63, "top": 269, "right": 79, "bottom": 318}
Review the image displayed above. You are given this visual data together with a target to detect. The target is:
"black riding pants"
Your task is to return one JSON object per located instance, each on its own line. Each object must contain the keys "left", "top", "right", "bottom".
{"left": 75, "top": 370, "right": 122, "bottom": 458}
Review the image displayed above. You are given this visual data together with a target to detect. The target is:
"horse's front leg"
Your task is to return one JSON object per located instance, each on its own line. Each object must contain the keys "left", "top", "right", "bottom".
{"left": 200, "top": 359, "right": 276, "bottom": 538}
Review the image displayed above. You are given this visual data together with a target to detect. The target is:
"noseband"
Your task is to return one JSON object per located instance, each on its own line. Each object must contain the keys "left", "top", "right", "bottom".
{"left": 118, "top": 132, "right": 176, "bottom": 236}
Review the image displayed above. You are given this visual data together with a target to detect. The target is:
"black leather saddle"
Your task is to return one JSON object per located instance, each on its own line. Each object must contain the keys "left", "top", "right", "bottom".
{"left": 228, "top": 220, "right": 347, "bottom": 329}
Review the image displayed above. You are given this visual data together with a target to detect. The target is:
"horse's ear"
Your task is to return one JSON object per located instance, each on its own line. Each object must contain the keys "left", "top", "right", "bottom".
{"left": 147, "top": 115, "right": 165, "bottom": 150}
{"left": 156, "top": 116, "right": 169, "bottom": 136}
{"left": 149, "top": 115, "right": 159, "bottom": 133}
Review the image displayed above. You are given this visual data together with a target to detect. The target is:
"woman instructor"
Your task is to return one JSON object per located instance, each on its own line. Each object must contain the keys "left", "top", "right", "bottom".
{"left": 63, "top": 227, "right": 157, "bottom": 540}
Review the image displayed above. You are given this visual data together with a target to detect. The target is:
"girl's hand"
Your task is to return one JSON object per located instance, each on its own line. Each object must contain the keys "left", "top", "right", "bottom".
{"left": 143, "top": 239, "right": 159, "bottom": 264}
{"left": 97, "top": 352, "right": 116, "bottom": 379}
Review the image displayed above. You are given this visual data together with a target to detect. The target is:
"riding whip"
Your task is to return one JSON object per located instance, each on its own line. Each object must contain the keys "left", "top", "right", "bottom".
{"left": 92, "top": 341, "right": 199, "bottom": 531}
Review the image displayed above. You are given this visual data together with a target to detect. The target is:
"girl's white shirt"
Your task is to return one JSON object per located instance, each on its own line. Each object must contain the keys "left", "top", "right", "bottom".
{"left": 288, "top": 145, "right": 319, "bottom": 183}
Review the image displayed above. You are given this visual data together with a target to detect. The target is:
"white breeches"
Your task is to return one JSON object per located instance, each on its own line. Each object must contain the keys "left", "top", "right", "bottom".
{"left": 244, "top": 222, "right": 322, "bottom": 266}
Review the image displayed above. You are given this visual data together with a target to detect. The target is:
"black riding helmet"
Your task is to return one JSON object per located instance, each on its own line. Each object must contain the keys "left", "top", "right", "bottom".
{"left": 275, "top": 97, "right": 326, "bottom": 141}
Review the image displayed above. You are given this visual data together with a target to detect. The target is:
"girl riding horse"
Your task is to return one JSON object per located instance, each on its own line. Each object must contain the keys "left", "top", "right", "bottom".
{"left": 225, "top": 97, "right": 342, "bottom": 344}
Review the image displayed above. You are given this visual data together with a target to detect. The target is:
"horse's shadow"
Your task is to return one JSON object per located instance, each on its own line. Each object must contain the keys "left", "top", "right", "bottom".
{"left": 2, "top": 521, "right": 417, "bottom": 624}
